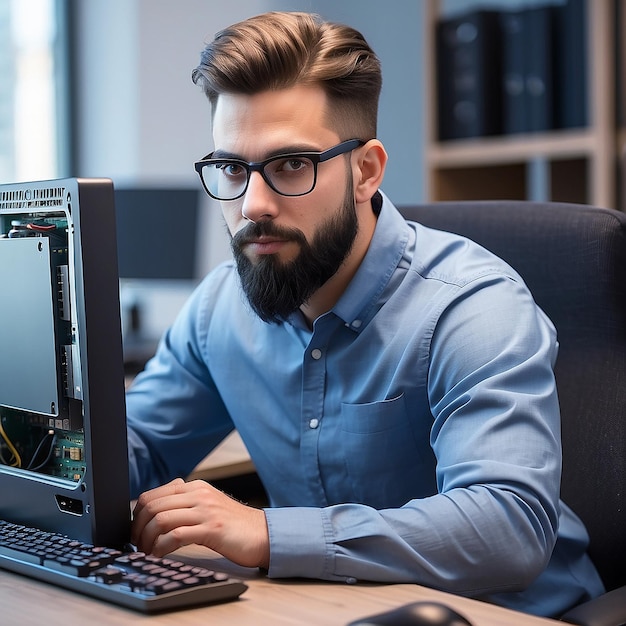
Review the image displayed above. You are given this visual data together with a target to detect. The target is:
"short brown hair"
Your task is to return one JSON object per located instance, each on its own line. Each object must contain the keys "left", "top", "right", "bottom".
{"left": 191, "top": 12, "right": 382, "bottom": 140}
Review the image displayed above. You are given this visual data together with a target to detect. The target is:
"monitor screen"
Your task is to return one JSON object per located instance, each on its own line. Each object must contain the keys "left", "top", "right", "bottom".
{"left": 114, "top": 188, "right": 200, "bottom": 280}
{"left": 0, "top": 177, "right": 130, "bottom": 548}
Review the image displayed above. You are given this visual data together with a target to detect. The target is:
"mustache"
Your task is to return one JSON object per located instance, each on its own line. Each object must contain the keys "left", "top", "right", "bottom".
{"left": 231, "top": 221, "right": 306, "bottom": 248}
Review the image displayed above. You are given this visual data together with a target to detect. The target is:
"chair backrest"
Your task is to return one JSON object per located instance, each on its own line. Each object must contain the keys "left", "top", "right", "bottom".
{"left": 399, "top": 201, "right": 626, "bottom": 592}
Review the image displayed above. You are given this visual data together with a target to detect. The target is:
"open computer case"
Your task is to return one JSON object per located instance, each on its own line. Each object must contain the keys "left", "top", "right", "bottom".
{"left": 0, "top": 177, "right": 130, "bottom": 548}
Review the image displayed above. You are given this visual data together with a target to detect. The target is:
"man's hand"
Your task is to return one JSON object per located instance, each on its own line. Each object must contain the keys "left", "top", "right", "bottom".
{"left": 131, "top": 478, "right": 270, "bottom": 569}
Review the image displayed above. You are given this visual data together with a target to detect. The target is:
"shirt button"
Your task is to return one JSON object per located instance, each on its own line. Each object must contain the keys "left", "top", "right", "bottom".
{"left": 311, "top": 348, "right": 322, "bottom": 360}
{"left": 351, "top": 319, "right": 362, "bottom": 328}
{"left": 309, "top": 418, "right": 319, "bottom": 429}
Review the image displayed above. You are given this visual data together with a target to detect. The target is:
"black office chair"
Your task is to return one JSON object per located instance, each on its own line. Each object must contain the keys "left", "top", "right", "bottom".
{"left": 399, "top": 201, "right": 626, "bottom": 625}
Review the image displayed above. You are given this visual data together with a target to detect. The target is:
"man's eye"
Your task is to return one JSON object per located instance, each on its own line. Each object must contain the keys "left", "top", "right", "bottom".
{"left": 219, "top": 163, "right": 246, "bottom": 178}
{"left": 284, "top": 158, "right": 307, "bottom": 171}
{"left": 274, "top": 158, "right": 311, "bottom": 173}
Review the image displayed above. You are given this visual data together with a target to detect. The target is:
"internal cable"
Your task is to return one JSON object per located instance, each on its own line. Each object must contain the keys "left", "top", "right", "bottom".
{"left": 26, "top": 430, "right": 57, "bottom": 471}
{"left": 0, "top": 420, "right": 22, "bottom": 468}
{"left": 27, "top": 222, "right": 56, "bottom": 232}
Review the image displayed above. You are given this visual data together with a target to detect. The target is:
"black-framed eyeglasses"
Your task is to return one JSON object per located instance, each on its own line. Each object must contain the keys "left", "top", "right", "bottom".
{"left": 194, "top": 139, "right": 365, "bottom": 201}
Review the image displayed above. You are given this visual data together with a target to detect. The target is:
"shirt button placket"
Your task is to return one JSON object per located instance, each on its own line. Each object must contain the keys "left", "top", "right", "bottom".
{"left": 301, "top": 343, "right": 327, "bottom": 503}
{"left": 308, "top": 348, "right": 323, "bottom": 430}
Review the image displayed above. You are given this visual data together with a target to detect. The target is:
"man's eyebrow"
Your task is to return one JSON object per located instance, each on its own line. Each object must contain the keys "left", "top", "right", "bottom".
{"left": 210, "top": 149, "right": 243, "bottom": 160}
{"left": 211, "top": 144, "right": 322, "bottom": 161}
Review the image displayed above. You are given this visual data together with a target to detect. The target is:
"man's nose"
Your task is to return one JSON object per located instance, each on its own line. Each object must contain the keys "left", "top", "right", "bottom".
{"left": 240, "top": 170, "right": 279, "bottom": 222}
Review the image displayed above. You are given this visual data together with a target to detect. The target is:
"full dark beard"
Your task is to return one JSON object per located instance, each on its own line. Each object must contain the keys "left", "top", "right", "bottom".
{"left": 231, "top": 184, "right": 358, "bottom": 324}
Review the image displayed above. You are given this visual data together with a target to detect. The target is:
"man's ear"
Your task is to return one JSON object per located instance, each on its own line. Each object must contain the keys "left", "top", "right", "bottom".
{"left": 354, "top": 140, "right": 388, "bottom": 204}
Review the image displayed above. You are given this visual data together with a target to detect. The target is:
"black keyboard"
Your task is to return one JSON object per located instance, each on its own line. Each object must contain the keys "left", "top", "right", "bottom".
{"left": 0, "top": 519, "right": 247, "bottom": 613}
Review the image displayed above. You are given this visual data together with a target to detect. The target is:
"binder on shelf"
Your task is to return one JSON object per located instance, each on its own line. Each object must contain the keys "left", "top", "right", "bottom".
{"left": 501, "top": 6, "right": 554, "bottom": 135}
{"left": 500, "top": 9, "right": 527, "bottom": 134}
{"left": 553, "top": 0, "right": 587, "bottom": 129}
{"left": 525, "top": 5, "right": 554, "bottom": 133}
{"left": 436, "top": 10, "right": 502, "bottom": 141}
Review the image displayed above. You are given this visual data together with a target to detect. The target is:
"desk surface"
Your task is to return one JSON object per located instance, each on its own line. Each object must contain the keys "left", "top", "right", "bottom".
{"left": 188, "top": 431, "right": 255, "bottom": 481}
{"left": 0, "top": 544, "right": 559, "bottom": 626}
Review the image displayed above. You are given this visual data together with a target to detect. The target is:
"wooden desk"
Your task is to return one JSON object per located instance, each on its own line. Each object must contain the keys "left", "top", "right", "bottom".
{"left": 0, "top": 544, "right": 560, "bottom": 625}
{"left": 188, "top": 431, "right": 255, "bottom": 481}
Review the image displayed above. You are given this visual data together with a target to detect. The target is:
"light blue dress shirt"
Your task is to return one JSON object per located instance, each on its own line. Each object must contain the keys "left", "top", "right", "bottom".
{"left": 126, "top": 192, "right": 604, "bottom": 617}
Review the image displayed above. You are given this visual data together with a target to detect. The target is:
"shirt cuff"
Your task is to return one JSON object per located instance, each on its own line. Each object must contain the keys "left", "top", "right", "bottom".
{"left": 264, "top": 506, "right": 334, "bottom": 579}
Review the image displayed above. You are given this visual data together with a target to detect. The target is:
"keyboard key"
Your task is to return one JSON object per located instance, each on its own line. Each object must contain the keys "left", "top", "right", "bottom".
{"left": 93, "top": 566, "right": 125, "bottom": 584}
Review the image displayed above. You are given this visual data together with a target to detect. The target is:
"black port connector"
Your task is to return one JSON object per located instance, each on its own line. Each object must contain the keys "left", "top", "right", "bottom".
{"left": 56, "top": 264, "right": 70, "bottom": 320}
{"left": 54, "top": 495, "right": 84, "bottom": 515}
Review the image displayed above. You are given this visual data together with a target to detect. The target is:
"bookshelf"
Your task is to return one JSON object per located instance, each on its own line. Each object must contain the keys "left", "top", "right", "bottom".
{"left": 424, "top": 0, "right": 621, "bottom": 210}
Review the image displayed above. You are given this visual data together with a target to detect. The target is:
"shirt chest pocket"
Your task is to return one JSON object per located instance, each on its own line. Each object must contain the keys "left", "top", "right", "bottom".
{"left": 340, "top": 393, "right": 436, "bottom": 508}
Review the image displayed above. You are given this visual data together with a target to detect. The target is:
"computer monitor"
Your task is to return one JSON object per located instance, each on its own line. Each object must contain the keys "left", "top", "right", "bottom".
{"left": 113, "top": 187, "right": 202, "bottom": 365}
{"left": 114, "top": 187, "right": 200, "bottom": 281}
{"left": 0, "top": 177, "right": 130, "bottom": 548}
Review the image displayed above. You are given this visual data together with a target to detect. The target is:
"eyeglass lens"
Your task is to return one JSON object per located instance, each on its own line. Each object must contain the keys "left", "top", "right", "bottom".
{"left": 201, "top": 155, "right": 316, "bottom": 200}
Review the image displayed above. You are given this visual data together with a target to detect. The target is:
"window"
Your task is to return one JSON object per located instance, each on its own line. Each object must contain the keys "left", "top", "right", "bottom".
{"left": 0, "top": 0, "right": 70, "bottom": 183}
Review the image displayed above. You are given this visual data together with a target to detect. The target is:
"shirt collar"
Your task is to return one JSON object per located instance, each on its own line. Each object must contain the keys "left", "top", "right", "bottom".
{"left": 285, "top": 191, "right": 410, "bottom": 333}
{"left": 332, "top": 190, "right": 411, "bottom": 333}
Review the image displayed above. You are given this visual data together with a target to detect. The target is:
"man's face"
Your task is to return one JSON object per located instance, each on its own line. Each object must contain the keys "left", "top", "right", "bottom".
{"left": 230, "top": 178, "right": 357, "bottom": 323}
{"left": 211, "top": 85, "right": 360, "bottom": 322}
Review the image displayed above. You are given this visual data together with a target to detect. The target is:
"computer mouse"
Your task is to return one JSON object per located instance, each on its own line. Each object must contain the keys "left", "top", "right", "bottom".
{"left": 347, "top": 601, "right": 473, "bottom": 626}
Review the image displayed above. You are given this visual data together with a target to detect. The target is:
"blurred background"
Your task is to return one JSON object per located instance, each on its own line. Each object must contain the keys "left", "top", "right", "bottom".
{"left": 1, "top": 0, "right": 621, "bottom": 360}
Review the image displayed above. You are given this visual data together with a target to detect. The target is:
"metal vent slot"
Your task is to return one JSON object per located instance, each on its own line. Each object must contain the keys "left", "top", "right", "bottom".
{"left": 0, "top": 186, "right": 66, "bottom": 211}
